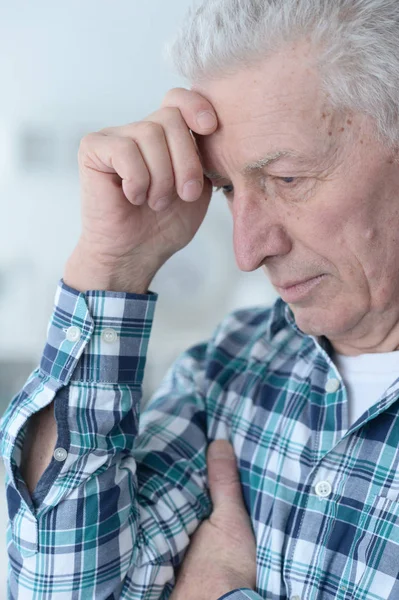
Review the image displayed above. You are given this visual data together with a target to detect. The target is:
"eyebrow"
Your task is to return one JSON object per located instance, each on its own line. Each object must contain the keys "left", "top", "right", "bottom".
{"left": 203, "top": 150, "right": 305, "bottom": 181}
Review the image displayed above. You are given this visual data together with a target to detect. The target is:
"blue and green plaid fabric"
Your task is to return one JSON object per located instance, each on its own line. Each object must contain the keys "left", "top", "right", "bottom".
{"left": 2, "top": 278, "right": 399, "bottom": 599}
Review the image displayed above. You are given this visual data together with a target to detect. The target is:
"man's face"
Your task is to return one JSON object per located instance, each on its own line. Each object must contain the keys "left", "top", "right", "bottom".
{"left": 193, "top": 44, "right": 399, "bottom": 353}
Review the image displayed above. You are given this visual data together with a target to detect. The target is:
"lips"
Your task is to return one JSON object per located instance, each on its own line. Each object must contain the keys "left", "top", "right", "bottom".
{"left": 275, "top": 276, "right": 321, "bottom": 290}
{"left": 274, "top": 274, "right": 326, "bottom": 303}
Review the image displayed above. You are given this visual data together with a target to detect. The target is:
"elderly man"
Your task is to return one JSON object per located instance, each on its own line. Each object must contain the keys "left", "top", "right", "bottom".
{"left": 3, "top": 0, "right": 399, "bottom": 598}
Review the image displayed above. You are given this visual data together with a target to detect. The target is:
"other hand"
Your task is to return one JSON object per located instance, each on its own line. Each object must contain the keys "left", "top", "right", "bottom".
{"left": 170, "top": 440, "right": 257, "bottom": 600}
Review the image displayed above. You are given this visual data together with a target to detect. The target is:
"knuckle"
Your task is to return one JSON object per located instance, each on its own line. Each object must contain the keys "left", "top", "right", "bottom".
{"left": 115, "top": 137, "right": 141, "bottom": 162}
{"left": 159, "top": 107, "right": 194, "bottom": 140}
{"left": 138, "top": 120, "right": 164, "bottom": 140}
{"left": 97, "top": 125, "right": 116, "bottom": 135}
{"left": 78, "top": 132, "right": 98, "bottom": 153}
{"left": 159, "top": 106, "right": 183, "bottom": 123}
{"left": 161, "top": 87, "right": 185, "bottom": 106}
{"left": 116, "top": 136, "right": 136, "bottom": 152}
{"left": 77, "top": 132, "right": 105, "bottom": 162}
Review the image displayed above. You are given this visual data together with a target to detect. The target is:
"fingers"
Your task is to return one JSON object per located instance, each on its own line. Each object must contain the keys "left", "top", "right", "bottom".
{"left": 162, "top": 87, "right": 218, "bottom": 136}
{"left": 149, "top": 107, "right": 205, "bottom": 202}
{"left": 207, "top": 440, "right": 246, "bottom": 510}
{"left": 88, "top": 87, "right": 218, "bottom": 212}
{"left": 128, "top": 121, "right": 176, "bottom": 211}
{"left": 79, "top": 133, "right": 150, "bottom": 206}
{"left": 102, "top": 117, "right": 202, "bottom": 210}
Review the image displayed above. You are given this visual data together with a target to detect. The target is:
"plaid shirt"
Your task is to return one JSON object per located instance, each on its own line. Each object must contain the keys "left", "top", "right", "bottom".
{"left": 2, "top": 279, "right": 399, "bottom": 599}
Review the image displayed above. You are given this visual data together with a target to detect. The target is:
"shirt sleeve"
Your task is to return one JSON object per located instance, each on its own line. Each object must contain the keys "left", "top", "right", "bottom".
{"left": 0, "top": 279, "right": 213, "bottom": 599}
{"left": 219, "top": 591, "right": 263, "bottom": 600}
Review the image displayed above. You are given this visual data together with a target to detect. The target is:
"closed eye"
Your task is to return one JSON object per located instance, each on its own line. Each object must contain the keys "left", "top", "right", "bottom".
{"left": 214, "top": 178, "right": 298, "bottom": 195}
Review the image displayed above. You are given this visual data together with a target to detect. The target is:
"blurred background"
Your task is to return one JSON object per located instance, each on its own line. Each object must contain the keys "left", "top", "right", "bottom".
{"left": 0, "top": 0, "right": 278, "bottom": 591}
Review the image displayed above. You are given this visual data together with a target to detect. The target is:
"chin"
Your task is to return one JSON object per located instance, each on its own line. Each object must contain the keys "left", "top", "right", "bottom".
{"left": 289, "top": 301, "right": 364, "bottom": 339}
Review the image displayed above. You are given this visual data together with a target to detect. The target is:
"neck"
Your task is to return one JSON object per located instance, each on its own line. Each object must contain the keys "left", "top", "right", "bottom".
{"left": 328, "top": 314, "right": 399, "bottom": 356}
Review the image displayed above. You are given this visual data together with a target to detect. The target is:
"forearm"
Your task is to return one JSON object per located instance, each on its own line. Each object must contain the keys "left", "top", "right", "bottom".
{"left": 20, "top": 401, "right": 57, "bottom": 494}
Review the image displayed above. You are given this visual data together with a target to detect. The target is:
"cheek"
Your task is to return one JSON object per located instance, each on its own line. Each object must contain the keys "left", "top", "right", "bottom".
{"left": 364, "top": 243, "right": 399, "bottom": 308}
{"left": 292, "top": 204, "right": 348, "bottom": 260}
{"left": 289, "top": 197, "right": 374, "bottom": 289}
{"left": 325, "top": 216, "right": 399, "bottom": 307}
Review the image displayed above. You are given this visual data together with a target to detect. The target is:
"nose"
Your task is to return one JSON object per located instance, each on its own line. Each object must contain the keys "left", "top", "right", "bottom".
{"left": 232, "top": 193, "right": 292, "bottom": 272}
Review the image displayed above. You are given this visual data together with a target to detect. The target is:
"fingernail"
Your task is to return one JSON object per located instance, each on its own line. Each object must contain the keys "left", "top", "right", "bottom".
{"left": 197, "top": 111, "right": 217, "bottom": 130}
{"left": 182, "top": 180, "right": 203, "bottom": 201}
{"left": 153, "top": 197, "right": 170, "bottom": 211}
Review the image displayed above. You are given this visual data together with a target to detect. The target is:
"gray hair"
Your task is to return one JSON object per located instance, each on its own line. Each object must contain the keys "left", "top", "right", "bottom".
{"left": 165, "top": 0, "right": 399, "bottom": 145}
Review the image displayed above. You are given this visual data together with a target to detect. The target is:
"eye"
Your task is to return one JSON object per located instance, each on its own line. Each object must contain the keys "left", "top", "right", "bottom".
{"left": 279, "top": 177, "right": 296, "bottom": 184}
{"left": 214, "top": 184, "right": 234, "bottom": 195}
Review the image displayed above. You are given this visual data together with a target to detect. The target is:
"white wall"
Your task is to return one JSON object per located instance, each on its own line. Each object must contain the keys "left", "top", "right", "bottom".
{"left": 0, "top": 0, "right": 278, "bottom": 593}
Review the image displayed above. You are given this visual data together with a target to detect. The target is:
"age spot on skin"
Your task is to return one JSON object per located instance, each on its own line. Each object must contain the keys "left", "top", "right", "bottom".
{"left": 347, "top": 119, "right": 352, "bottom": 125}
{"left": 339, "top": 127, "right": 345, "bottom": 133}
{"left": 328, "top": 131, "right": 332, "bottom": 136}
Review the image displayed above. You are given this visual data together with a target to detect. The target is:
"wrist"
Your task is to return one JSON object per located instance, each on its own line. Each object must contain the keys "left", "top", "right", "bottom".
{"left": 171, "top": 567, "right": 254, "bottom": 600}
{"left": 200, "top": 579, "right": 254, "bottom": 600}
{"left": 217, "top": 579, "right": 255, "bottom": 599}
{"left": 212, "top": 567, "right": 255, "bottom": 599}
{"left": 63, "top": 245, "right": 156, "bottom": 294}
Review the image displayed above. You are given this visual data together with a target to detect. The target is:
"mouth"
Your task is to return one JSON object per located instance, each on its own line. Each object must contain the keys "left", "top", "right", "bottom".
{"left": 274, "top": 275, "right": 327, "bottom": 303}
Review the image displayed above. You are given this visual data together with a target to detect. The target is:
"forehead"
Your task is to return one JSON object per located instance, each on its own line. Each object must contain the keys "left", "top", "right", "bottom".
{"left": 192, "top": 45, "right": 338, "bottom": 176}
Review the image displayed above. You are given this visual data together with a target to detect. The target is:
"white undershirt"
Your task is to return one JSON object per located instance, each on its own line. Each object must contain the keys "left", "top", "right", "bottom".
{"left": 333, "top": 351, "right": 399, "bottom": 428}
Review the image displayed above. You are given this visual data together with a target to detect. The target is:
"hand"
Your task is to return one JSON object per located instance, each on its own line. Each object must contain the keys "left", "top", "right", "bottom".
{"left": 64, "top": 88, "right": 218, "bottom": 293}
{"left": 170, "top": 440, "right": 257, "bottom": 600}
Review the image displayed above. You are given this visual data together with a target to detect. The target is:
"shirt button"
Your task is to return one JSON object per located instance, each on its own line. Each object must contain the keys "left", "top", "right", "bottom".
{"left": 315, "top": 480, "right": 332, "bottom": 498}
{"left": 291, "top": 596, "right": 301, "bottom": 600}
{"left": 325, "top": 378, "right": 340, "bottom": 393}
{"left": 102, "top": 328, "right": 118, "bottom": 344}
{"left": 66, "top": 326, "right": 81, "bottom": 343}
{"left": 53, "top": 447, "right": 68, "bottom": 462}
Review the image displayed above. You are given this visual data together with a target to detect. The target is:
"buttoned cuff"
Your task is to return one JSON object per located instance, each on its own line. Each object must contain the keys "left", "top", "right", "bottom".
{"left": 40, "top": 279, "right": 158, "bottom": 385}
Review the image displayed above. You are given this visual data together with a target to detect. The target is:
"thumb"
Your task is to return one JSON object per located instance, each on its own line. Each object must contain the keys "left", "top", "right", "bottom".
{"left": 207, "top": 439, "right": 245, "bottom": 510}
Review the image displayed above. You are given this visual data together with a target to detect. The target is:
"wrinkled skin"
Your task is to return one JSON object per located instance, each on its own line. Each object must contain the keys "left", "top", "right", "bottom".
{"left": 194, "top": 43, "right": 399, "bottom": 356}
